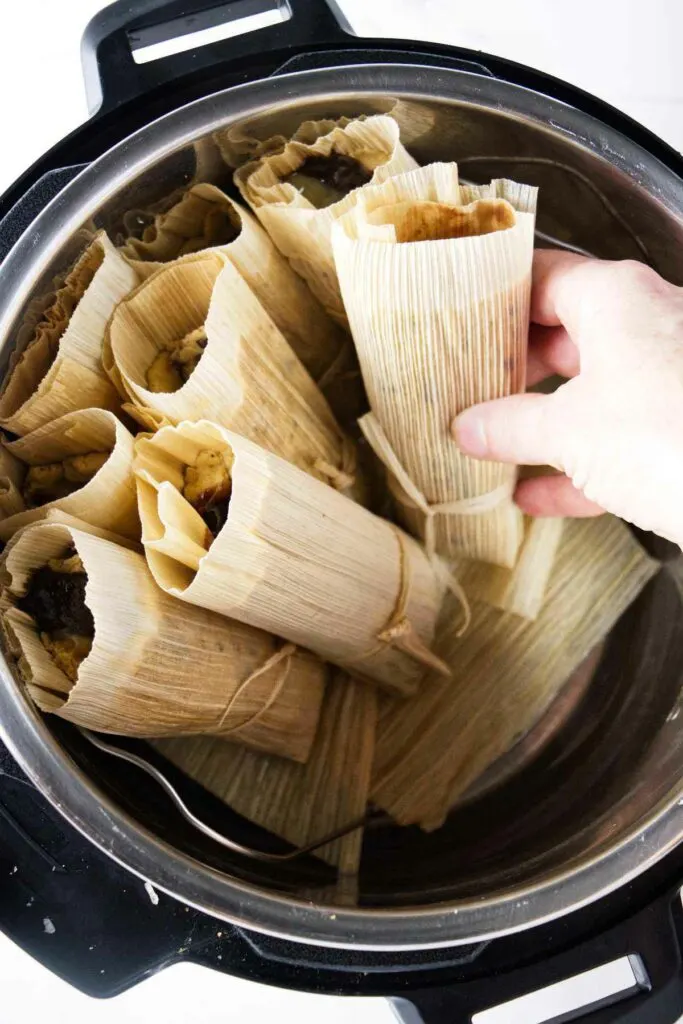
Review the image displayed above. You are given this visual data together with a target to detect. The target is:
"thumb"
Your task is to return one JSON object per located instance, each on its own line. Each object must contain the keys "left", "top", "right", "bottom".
{"left": 453, "top": 393, "right": 561, "bottom": 466}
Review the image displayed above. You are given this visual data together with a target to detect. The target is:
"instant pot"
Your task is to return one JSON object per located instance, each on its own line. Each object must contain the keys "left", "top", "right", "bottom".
{"left": 2, "top": 1, "right": 683, "bottom": 1020}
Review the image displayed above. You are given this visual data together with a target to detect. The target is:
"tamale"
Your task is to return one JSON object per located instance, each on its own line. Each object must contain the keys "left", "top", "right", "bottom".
{"left": 134, "top": 420, "right": 452, "bottom": 696}
{"left": 332, "top": 165, "right": 537, "bottom": 567}
{"left": 1, "top": 521, "right": 326, "bottom": 762}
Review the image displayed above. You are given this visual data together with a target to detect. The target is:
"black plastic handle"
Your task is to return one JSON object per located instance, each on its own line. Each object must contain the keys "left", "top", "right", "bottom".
{"left": 398, "top": 892, "right": 683, "bottom": 1024}
{"left": 0, "top": 164, "right": 87, "bottom": 264}
{"left": 81, "top": 0, "right": 353, "bottom": 116}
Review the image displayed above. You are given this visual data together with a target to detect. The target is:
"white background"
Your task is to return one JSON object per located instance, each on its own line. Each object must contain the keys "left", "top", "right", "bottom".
{"left": 0, "top": 1, "right": 682, "bottom": 1021}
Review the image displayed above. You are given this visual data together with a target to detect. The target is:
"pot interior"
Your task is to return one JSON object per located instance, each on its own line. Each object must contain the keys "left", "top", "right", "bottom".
{"left": 4, "top": 85, "right": 683, "bottom": 916}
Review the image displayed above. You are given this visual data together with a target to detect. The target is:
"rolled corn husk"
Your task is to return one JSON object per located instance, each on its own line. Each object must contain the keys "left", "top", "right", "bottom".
{"left": 155, "top": 670, "right": 377, "bottom": 873}
{"left": 451, "top": 516, "right": 565, "bottom": 620}
{"left": 234, "top": 115, "right": 418, "bottom": 327}
{"left": 370, "top": 516, "right": 659, "bottom": 829}
{"left": 134, "top": 420, "right": 450, "bottom": 696}
{"left": 117, "top": 184, "right": 347, "bottom": 386}
{"left": 0, "top": 232, "right": 136, "bottom": 435}
{"left": 105, "top": 251, "right": 366, "bottom": 502}
{"left": 0, "top": 409, "right": 139, "bottom": 541}
{"left": 1, "top": 521, "right": 326, "bottom": 762}
{"left": 332, "top": 166, "right": 538, "bottom": 568}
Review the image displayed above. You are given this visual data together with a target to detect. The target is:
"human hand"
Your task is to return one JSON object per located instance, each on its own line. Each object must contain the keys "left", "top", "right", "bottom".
{"left": 453, "top": 250, "right": 683, "bottom": 547}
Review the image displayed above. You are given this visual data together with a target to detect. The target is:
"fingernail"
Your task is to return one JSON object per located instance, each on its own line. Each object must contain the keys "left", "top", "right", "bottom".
{"left": 452, "top": 411, "right": 489, "bottom": 457}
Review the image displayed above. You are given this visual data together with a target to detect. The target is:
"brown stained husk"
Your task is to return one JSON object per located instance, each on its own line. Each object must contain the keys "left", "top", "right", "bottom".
{"left": 105, "top": 251, "right": 367, "bottom": 503}
{"left": 370, "top": 516, "right": 659, "bottom": 829}
{"left": 450, "top": 516, "right": 565, "bottom": 620}
{"left": 0, "top": 521, "right": 326, "bottom": 763}
{"left": 117, "top": 184, "right": 348, "bottom": 387}
{"left": 155, "top": 670, "right": 377, "bottom": 872}
{"left": 0, "top": 232, "right": 136, "bottom": 435}
{"left": 233, "top": 115, "right": 418, "bottom": 327}
{"left": 134, "top": 421, "right": 449, "bottom": 696}
{"left": 332, "top": 166, "right": 538, "bottom": 567}
{"left": 0, "top": 409, "right": 139, "bottom": 542}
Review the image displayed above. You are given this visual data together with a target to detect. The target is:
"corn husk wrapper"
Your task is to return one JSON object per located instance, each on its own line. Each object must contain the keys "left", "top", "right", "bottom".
{"left": 0, "top": 232, "right": 135, "bottom": 435}
{"left": 0, "top": 409, "right": 139, "bottom": 542}
{"left": 451, "top": 516, "right": 565, "bottom": 620}
{"left": 1, "top": 522, "right": 326, "bottom": 763}
{"left": 234, "top": 115, "right": 418, "bottom": 327}
{"left": 370, "top": 516, "right": 659, "bottom": 829}
{"left": 0, "top": 445, "right": 25, "bottom": 519}
{"left": 134, "top": 421, "right": 449, "bottom": 696}
{"left": 332, "top": 166, "right": 537, "bottom": 568}
{"left": 117, "top": 184, "right": 346, "bottom": 385}
{"left": 155, "top": 670, "right": 377, "bottom": 873}
{"left": 106, "top": 251, "right": 366, "bottom": 502}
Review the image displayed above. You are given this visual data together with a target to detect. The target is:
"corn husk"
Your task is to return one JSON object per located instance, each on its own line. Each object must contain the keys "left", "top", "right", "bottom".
{"left": 451, "top": 516, "right": 565, "bottom": 620}
{"left": 117, "top": 184, "right": 347, "bottom": 386}
{"left": 0, "top": 444, "right": 25, "bottom": 519}
{"left": 370, "top": 516, "right": 659, "bottom": 829}
{"left": 332, "top": 166, "right": 537, "bottom": 568}
{"left": 0, "top": 409, "right": 138, "bottom": 542}
{"left": 105, "top": 251, "right": 367, "bottom": 502}
{"left": 234, "top": 115, "right": 418, "bottom": 327}
{"left": 1, "top": 521, "right": 326, "bottom": 762}
{"left": 155, "top": 670, "right": 377, "bottom": 872}
{"left": 0, "top": 232, "right": 136, "bottom": 435}
{"left": 134, "top": 421, "right": 450, "bottom": 696}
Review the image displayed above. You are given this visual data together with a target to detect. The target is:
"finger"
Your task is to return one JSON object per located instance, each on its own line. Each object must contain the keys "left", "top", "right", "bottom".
{"left": 453, "top": 393, "right": 560, "bottom": 466}
{"left": 526, "top": 324, "right": 579, "bottom": 387}
{"left": 531, "top": 249, "right": 598, "bottom": 330}
{"left": 515, "top": 474, "right": 605, "bottom": 518}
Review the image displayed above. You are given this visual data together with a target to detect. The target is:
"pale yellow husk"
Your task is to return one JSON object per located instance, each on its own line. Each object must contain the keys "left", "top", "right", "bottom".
{"left": 0, "top": 232, "right": 136, "bottom": 435}
{"left": 234, "top": 115, "right": 418, "bottom": 326}
{"left": 105, "top": 251, "right": 366, "bottom": 502}
{"left": 1, "top": 521, "right": 326, "bottom": 762}
{"left": 155, "top": 670, "right": 377, "bottom": 872}
{"left": 451, "top": 516, "right": 565, "bottom": 620}
{"left": 118, "top": 183, "right": 346, "bottom": 385}
{"left": 0, "top": 445, "right": 25, "bottom": 519}
{"left": 134, "top": 421, "right": 448, "bottom": 696}
{"left": 0, "top": 409, "right": 139, "bottom": 542}
{"left": 370, "top": 516, "right": 659, "bottom": 829}
{"left": 332, "top": 166, "right": 538, "bottom": 567}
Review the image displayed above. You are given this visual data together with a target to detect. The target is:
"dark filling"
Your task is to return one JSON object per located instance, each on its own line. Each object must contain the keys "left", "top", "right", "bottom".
{"left": 296, "top": 153, "right": 371, "bottom": 193}
{"left": 18, "top": 563, "right": 94, "bottom": 640}
{"left": 195, "top": 494, "right": 231, "bottom": 538}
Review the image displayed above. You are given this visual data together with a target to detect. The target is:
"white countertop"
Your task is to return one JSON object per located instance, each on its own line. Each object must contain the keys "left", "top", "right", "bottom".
{"left": 0, "top": 1, "right": 681, "bottom": 1020}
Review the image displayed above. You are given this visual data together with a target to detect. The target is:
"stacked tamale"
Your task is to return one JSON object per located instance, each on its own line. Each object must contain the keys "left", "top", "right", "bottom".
{"left": 0, "top": 113, "right": 661, "bottom": 887}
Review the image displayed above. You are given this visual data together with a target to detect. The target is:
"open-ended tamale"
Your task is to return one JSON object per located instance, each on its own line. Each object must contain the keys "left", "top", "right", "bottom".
{"left": 332, "top": 165, "right": 538, "bottom": 568}
{"left": 105, "top": 251, "right": 367, "bottom": 503}
{"left": 0, "top": 232, "right": 136, "bottom": 435}
{"left": 134, "top": 420, "right": 451, "bottom": 696}
{"left": 234, "top": 115, "right": 418, "bottom": 327}
{"left": 117, "top": 183, "right": 347, "bottom": 386}
{"left": 156, "top": 670, "right": 377, "bottom": 874}
{"left": 0, "top": 408, "right": 138, "bottom": 542}
{"left": 371, "top": 516, "right": 659, "bottom": 829}
{"left": 0, "top": 520, "right": 326, "bottom": 762}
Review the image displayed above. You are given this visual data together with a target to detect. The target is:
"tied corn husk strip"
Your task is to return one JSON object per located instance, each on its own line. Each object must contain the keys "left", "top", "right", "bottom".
{"left": 0, "top": 521, "right": 326, "bottom": 763}
{"left": 371, "top": 516, "right": 659, "bottom": 829}
{"left": 155, "top": 670, "right": 377, "bottom": 873}
{"left": 134, "top": 421, "right": 449, "bottom": 696}
{"left": 105, "top": 251, "right": 365, "bottom": 502}
{"left": 0, "top": 409, "right": 139, "bottom": 542}
{"left": 0, "top": 232, "right": 136, "bottom": 435}
{"left": 332, "top": 166, "right": 538, "bottom": 567}
{"left": 118, "top": 184, "right": 347, "bottom": 385}
{"left": 234, "top": 115, "right": 418, "bottom": 327}
{"left": 451, "top": 516, "right": 565, "bottom": 620}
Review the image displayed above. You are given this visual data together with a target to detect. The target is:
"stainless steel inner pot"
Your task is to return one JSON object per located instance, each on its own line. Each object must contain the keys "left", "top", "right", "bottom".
{"left": 1, "top": 63, "right": 683, "bottom": 952}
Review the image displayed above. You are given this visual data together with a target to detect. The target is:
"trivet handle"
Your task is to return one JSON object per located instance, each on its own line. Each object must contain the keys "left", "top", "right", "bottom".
{"left": 395, "top": 889, "right": 683, "bottom": 1024}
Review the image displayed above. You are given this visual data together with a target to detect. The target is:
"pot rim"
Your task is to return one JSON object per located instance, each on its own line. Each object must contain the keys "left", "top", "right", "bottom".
{"left": 1, "top": 61, "right": 683, "bottom": 951}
